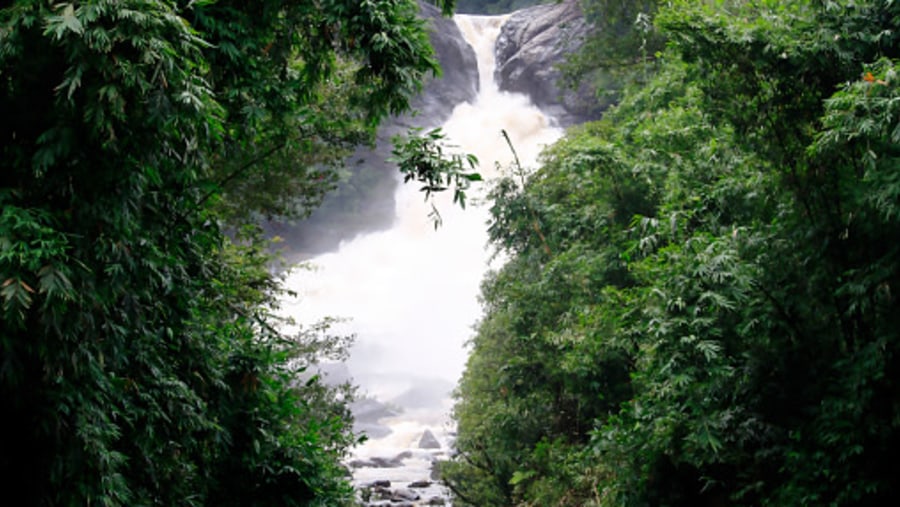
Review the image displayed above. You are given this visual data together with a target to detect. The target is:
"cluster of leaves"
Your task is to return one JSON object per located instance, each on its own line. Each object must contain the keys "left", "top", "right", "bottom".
{"left": 391, "top": 127, "right": 481, "bottom": 228}
{"left": 447, "top": 1, "right": 900, "bottom": 505}
{"left": 0, "top": 0, "right": 458, "bottom": 505}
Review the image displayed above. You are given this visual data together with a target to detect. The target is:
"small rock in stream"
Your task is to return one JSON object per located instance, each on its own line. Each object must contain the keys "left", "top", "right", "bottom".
{"left": 418, "top": 429, "right": 441, "bottom": 449}
{"left": 350, "top": 451, "right": 414, "bottom": 469}
{"left": 391, "top": 488, "right": 420, "bottom": 502}
{"left": 371, "top": 485, "right": 392, "bottom": 499}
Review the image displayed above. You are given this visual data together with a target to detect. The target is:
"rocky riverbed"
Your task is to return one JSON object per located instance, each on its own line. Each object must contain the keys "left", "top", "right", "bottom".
{"left": 349, "top": 410, "right": 454, "bottom": 506}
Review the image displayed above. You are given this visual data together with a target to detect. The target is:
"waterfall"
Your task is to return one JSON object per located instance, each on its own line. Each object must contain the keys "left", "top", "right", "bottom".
{"left": 281, "top": 13, "right": 563, "bottom": 504}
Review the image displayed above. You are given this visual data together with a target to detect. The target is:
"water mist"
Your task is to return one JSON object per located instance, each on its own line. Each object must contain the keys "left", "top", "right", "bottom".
{"left": 281, "top": 13, "right": 564, "bottom": 502}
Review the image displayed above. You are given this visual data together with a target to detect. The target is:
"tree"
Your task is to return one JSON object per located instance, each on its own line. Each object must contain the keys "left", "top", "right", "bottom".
{"left": 0, "top": 0, "right": 461, "bottom": 505}
{"left": 448, "top": 1, "right": 900, "bottom": 505}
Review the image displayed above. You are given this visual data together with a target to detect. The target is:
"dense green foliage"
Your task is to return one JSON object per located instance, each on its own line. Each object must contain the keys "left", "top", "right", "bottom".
{"left": 447, "top": 0, "right": 900, "bottom": 505}
{"left": 0, "top": 0, "right": 458, "bottom": 505}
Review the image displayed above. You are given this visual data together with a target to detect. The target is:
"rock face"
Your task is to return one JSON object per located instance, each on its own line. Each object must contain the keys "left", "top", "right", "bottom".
{"left": 404, "top": 1, "right": 480, "bottom": 129}
{"left": 266, "top": 1, "right": 478, "bottom": 261}
{"left": 495, "top": 0, "right": 601, "bottom": 127}
{"left": 348, "top": 451, "right": 414, "bottom": 469}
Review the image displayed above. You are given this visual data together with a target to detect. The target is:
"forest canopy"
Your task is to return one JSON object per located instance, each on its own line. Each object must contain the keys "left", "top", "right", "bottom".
{"left": 7, "top": 0, "right": 900, "bottom": 505}
{"left": 445, "top": 0, "right": 900, "bottom": 505}
{"left": 0, "top": 1, "right": 457, "bottom": 505}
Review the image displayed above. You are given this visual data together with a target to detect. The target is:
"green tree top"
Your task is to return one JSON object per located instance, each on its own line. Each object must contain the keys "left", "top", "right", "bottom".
{"left": 0, "top": 1, "right": 464, "bottom": 505}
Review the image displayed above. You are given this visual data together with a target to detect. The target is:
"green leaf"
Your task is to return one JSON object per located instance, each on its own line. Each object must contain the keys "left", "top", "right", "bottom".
{"left": 509, "top": 469, "right": 536, "bottom": 486}
{"left": 61, "top": 4, "right": 83, "bottom": 34}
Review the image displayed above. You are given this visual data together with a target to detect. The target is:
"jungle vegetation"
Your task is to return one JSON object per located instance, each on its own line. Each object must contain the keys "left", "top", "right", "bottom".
{"left": 0, "top": 1, "right": 465, "bottom": 505}
{"left": 6, "top": 0, "right": 900, "bottom": 506}
{"left": 445, "top": 0, "right": 900, "bottom": 505}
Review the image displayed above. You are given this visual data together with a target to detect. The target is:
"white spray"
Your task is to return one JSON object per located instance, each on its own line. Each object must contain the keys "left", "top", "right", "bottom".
{"left": 281, "top": 13, "right": 564, "bottom": 497}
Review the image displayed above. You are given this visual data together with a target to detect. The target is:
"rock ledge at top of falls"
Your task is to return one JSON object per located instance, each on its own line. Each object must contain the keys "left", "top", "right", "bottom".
{"left": 495, "top": 0, "right": 602, "bottom": 127}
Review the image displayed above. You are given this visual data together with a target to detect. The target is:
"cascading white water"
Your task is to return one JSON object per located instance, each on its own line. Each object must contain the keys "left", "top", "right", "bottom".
{"left": 281, "top": 14, "right": 563, "bottom": 503}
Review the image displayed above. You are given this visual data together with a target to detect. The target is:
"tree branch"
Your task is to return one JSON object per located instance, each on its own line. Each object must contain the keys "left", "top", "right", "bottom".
{"left": 196, "top": 141, "right": 287, "bottom": 209}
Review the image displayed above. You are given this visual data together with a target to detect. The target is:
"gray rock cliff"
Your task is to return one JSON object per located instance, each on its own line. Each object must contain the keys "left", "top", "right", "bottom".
{"left": 495, "top": 0, "right": 601, "bottom": 127}
{"left": 401, "top": 2, "right": 480, "bottom": 130}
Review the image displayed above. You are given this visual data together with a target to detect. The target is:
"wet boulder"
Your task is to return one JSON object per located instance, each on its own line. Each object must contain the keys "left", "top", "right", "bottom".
{"left": 418, "top": 429, "right": 442, "bottom": 449}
